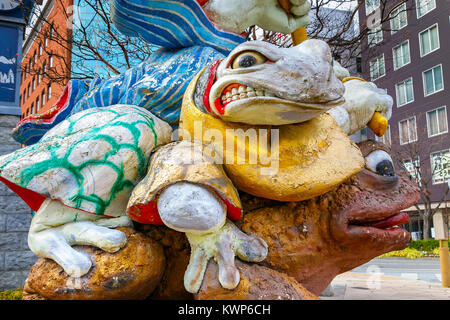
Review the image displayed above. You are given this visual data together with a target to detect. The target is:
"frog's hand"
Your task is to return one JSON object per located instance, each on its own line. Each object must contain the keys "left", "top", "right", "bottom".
{"left": 328, "top": 79, "right": 393, "bottom": 136}
{"left": 157, "top": 183, "right": 267, "bottom": 293}
{"left": 184, "top": 220, "right": 268, "bottom": 293}
{"left": 127, "top": 140, "right": 267, "bottom": 292}
{"left": 28, "top": 199, "right": 133, "bottom": 278}
{"left": 203, "top": 0, "right": 311, "bottom": 34}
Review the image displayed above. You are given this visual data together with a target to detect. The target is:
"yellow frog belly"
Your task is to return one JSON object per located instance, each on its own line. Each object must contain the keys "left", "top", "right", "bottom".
{"left": 179, "top": 73, "right": 364, "bottom": 202}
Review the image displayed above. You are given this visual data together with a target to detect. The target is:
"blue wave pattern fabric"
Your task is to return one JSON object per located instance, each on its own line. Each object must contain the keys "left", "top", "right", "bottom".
{"left": 14, "top": 0, "right": 245, "bottom": 145}
{"left": 12, "top": 80, "right": 93, "bottom": 145}
{"left": 68, "top": 46, "right": 223, "bottom": 126}
{"left": 110, "top": 0, "right": 245, "bottom": 55}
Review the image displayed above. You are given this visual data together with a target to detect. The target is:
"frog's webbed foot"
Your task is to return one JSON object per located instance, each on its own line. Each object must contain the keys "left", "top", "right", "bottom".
{"left": 184, "top": 221, "right": 268, "bottom": 293}
{"left": 157, "top": 182, "right": 268, "bottom": 293}
{"left": 28, "top": 200, "right": 132, "bottom": 277}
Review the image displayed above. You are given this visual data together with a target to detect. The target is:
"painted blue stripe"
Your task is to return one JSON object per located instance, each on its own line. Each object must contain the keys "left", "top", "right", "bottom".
{"left": 171, "top": 0, "right": 245, "bottom": 43}
{"left": 111, "top": 0, "right": 245, "bottom": 54}
{"left": 146, "top": 47, "right": 204, "bottom": 110}
{"left": 116, "top": 0, "right": 245, "bottom": 44}
{"left": 150, "top": 46, "right": 214, "bottom": 113}
{"left": 114, "top": 5, "right": 228, "bottom": 51}
{"left": 93, "top": 87, "right": 104, "bottom": 109}
{"left": 112, "top": 9, "right": 184, "bottom": 47}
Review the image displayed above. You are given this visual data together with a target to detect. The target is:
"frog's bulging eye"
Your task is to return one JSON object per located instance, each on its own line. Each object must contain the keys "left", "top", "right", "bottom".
{"left": 365, "top": 150, "right": 396, "bottom": 177}
{"left": 231, "top": 51, "right": 268, "bottom": 69}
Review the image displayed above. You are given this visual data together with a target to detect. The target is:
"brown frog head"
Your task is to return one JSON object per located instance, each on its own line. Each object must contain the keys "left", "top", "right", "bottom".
{"left": 239, "top": 140, "right": 421, "bottom": 296}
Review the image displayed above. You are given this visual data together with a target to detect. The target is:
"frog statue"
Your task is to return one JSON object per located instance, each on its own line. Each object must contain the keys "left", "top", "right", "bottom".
{"left": 0, "top": 0, "right": 419, "bottom": 300}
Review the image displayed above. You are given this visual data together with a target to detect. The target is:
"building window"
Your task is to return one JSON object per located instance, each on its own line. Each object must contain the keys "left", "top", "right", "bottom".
{"left": 50, "top": 24, "right": 54, "bottom": 39}
{"left": 32, "top": 77, "right": 36, "bottom": 91}
{"left": 419, "top": 24, "right": 439, "bottom": 57}
{"left": 368, "top": 26, "right": 383, "bottom": 47}
{"left": 42, "top": 90, "right": 46, "bottom": 107}
{"left": 49, "top": 55, "right": 53, "bottom": 68}
{"left": 376, "top": 125, "right": 391, "bottom": 146}
{"left": 33, "top": 52, "right": 37, "bottom": 65}
{"left": 390, "top": 3, "right": 408, "bottom": 34}
{"left": 369, "top": 54, "right": 385, "bottom": 80}
{"left": 356, "top": 57, "right": 362, "bottom": 73}
{"left": 403, "top": 157, "right": 421, "bottom": 186}
{"left": 427, "top": 106, "right": 448, "bottom": 137}
{"left": 37, "top": 69, "right": 41, "bottom": 84}
{"left": 366, "top": 0, "right": 380, "bottom": 15}
{"left": 36, "top": 97, "right": 40, "bottom": 113}
{"left": 423, "top": 65, "right": 444, "bottom": 96}
{"left": 393, "top": 40, "right": 410, "bottom": 70}
{"left": 395, "top": 78, "right": 414, "bottom": 107}
{"left": 27, "top": 84, "right": 30, "bottom": 97}
{"left": 431, "top": 149, "right": 450, "bottom": 184}
{"left": 44, "top": 35, "right": 48, "bottom": 47}
{"left": 416, "top": 0, "right": 436, "bottom": 18}
{"left": 399, "top": 117, "right": 418, "bottom": 145}
{"left": 39, "top": 43, "right": 42, "bottom": 56}
{"left": 47, "top": 84, "right": 52, "bottom": 100}
{"left": 43, "top": 61, "right": 47, "bottom": 74}
{"left": 30, "top": 103, "right": 34, "bottom": 115}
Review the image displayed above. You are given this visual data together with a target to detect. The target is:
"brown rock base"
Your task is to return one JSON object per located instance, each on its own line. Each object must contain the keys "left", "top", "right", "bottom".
{"left": 22, "top": 228, "right": 165, "bottom": 300}
{"left": 196, "top": 260, "right": 319, "bottom": 300}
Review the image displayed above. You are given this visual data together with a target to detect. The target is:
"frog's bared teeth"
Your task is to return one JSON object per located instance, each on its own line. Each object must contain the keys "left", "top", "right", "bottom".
{"left": 220, "top": 83, "right": 275, "bottom": 106}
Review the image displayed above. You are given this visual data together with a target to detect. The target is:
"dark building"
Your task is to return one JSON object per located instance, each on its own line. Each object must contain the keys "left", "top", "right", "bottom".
{"left": 359, "top": 0, "right": 450, "bottom": 239}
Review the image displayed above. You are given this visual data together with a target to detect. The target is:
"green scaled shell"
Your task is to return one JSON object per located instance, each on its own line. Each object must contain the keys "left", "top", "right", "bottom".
{"left": 0, "top": 105, "right": 172, "bottom": 217}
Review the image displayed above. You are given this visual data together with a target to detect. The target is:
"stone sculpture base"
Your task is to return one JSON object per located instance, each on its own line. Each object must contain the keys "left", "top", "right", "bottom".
{"left": 22, "top": 228, "right": 165, "bottom": 300}
{"left": 22, "top": 223, "right": 319, "bottom": 300}
{"left": 197, "top": 261, "right": 319, "bottom": 300}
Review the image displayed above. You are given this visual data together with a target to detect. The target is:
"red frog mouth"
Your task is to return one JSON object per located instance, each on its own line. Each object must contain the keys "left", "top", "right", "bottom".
{"left": 349, "top": 212, "right": 410, "bottom": 231}
{"left": 329, "top": 146, "right": 420, "bottom": 247}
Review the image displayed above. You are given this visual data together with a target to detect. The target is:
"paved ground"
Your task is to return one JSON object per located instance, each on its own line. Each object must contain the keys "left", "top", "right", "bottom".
{"left": 320, "top": 272, "right": 450, "bottom": 300}
{"left": 351, "top": 257, "right": 443, "bottom": 284}
{"left": 320, "top": 258, "right": 450, "bottom": 300}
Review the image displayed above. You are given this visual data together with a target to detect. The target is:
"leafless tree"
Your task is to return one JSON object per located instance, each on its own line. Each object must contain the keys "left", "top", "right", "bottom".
{"left": 24, "top": 0, "right": 420, "bottom": 85}
{"left": 247, "top": 0, "right": 415, "bottom": 74}
{"left": 22, "top": 0, "right": 156, "bottom": 86}
{"left": 394, "top": 132, "right": 450, "bottom": 240}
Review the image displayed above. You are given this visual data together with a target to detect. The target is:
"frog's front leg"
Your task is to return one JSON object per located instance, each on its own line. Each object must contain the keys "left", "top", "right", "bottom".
{"left": 127, "top": 140, "right": 268, "bottom": 293}
{"left": 28, "top": 199, "right": 132, "bottom": 277}
{"left": 157, "top": 182, "right": 267, "bottom": 293}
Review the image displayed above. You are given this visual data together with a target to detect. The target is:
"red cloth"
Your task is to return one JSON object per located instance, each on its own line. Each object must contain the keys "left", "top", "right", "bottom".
{"left": 0, "top": 176, "right": 46, "bottom": 212}
{"left": 196, "top": 0, "right": 209, "bottom": 5}
{"left": 127, "top": 190, "right": 242, "bottom": 225}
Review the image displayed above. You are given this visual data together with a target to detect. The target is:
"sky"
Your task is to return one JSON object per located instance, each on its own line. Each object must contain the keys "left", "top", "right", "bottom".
{"left": 323, "top": 0, "right": 358, "bottom": 10}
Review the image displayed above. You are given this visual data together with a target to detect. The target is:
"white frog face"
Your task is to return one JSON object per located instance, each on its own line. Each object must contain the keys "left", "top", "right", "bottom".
{"left": 207, "top": 39, "right": 345, "bottom": 125}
